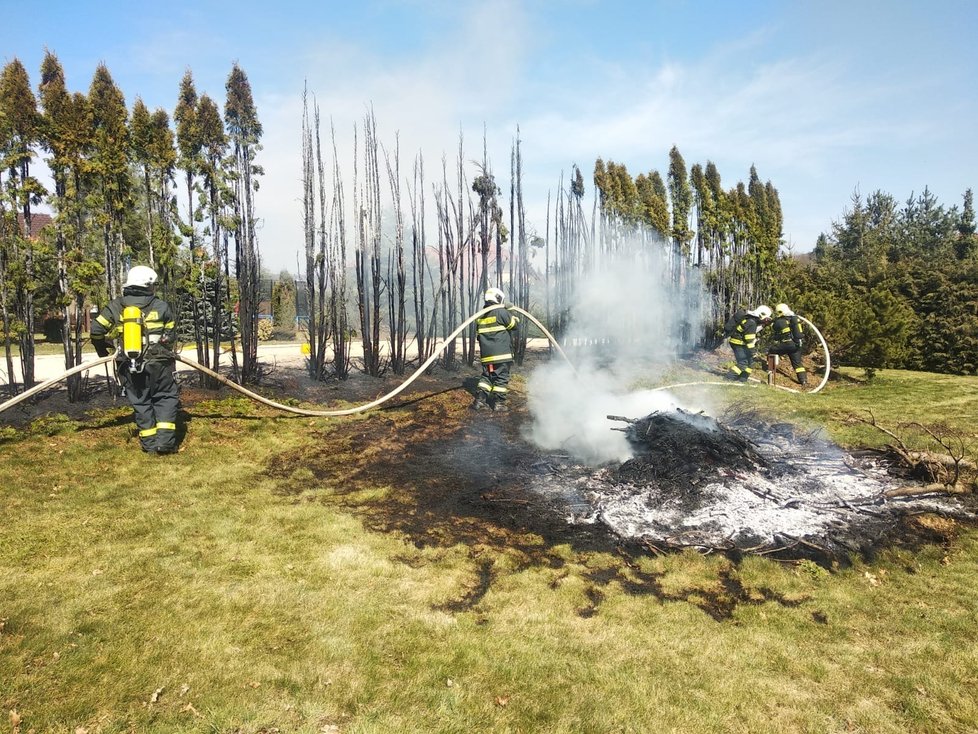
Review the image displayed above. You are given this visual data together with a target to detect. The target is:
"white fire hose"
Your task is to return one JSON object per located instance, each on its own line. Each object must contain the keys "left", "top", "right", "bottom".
{"left": 0, "top": 305, "right": 568, "bottom": 418}
{"left": 0, "top": 310, "right": 830, "bottom": 419}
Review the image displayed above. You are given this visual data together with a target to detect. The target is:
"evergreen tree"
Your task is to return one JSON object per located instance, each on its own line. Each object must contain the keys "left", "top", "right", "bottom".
{"left": 955, "top": 188, "right": 976, "bottom": 260}
{"left": 224, "top": 63, "right": 263, "bottom": 382}
{"left": 667, "top": 146, "right": 693, "bottom": 257}
{"left": 88, "top": 63, "right": 130, "bottom": 297}
{"left": 0, "top": 58, "right": 46, "bottom": 389}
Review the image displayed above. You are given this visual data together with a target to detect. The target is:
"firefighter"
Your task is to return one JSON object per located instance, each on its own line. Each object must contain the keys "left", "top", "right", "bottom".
{"left": 472, "top": 287, "right": 520, "bottom": 413}
{"left": 767, "top": 302, "right": 807, "bottom": 385}
{"left": 91, "top": 265, "right": 181, "bottom": 454}
{"left": 724, "top": 304, "right": 772, "bottom": 381}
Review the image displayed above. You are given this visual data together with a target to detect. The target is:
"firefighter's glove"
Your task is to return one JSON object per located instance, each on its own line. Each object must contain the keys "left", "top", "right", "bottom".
{"left": 93, "top": 341, "right": 111, "bottom": 358}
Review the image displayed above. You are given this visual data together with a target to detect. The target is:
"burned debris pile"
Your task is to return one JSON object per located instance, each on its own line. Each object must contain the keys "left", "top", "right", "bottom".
{"left": 613, "top": 409, "right": 765, "bottom": 487}
{"left": 531, "top": 408, "right": 978, "bottom": 564}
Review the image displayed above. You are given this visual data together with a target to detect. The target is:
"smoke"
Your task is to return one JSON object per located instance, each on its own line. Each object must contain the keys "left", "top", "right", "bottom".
{"left": 525, "top": 242, "right": 709, "bottom": 465}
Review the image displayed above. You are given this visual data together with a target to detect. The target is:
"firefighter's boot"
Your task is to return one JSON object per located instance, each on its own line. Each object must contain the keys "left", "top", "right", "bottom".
{"left": 470, "top": 392, "right": 490, "bottom": 411}
{"left": 798, "top": 372, "right": 808, "bottom": 386}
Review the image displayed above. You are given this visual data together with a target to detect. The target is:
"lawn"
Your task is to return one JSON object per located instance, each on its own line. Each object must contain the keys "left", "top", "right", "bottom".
{"left": 1, "top": 362, "right": 977, "bottom": 733}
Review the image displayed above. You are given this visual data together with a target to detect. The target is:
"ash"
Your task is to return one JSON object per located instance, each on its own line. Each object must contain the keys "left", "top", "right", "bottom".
{"left": 529, "top": 408, "right": 976, "bottom": 559}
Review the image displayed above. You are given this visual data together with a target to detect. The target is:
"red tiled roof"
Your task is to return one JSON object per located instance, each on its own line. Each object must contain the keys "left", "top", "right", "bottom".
{"left": 16, "top": 212, "right": 53, "bottom": 239}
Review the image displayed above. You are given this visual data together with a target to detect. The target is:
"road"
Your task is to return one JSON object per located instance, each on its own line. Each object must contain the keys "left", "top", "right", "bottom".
{"left": 4, "top": 338, "right": 552, "bottom": 385}
{"left": 3, "top": 343, "right": 310, "bottom": 385}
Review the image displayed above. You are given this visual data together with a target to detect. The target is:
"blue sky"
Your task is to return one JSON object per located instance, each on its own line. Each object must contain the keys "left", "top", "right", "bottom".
{"left": 4, "top": 0, "right": 977, "bottom": 272}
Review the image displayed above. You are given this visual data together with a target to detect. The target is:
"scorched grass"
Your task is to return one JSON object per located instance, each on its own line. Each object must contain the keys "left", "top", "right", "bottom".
{"left": 1, "top": 368, "right": 977, "bottom": 733}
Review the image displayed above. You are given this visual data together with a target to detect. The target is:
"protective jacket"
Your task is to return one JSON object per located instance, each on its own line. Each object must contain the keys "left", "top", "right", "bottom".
{"left": 476, "top": 304, "right": 519, "bottom": 364}
{"left": 725, "top": 309, "right": 762, "bottom": 350}
{"left": 91, "top": 286, "right": 177, "bottom": 360}
{"left": 767, "top": 314, "right": 808, "bottom": 385}
{"left": 771, "top": 314, "right": 803, "bottom": 346}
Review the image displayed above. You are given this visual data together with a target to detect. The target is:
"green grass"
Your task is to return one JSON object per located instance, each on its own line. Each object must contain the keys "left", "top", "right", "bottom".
{"left": 1, "top": 368, "right": 978, "bottom": 733}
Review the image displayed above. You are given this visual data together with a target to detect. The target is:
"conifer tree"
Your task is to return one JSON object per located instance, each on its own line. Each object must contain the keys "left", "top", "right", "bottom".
{"left": 667, "top": 146, "right": 693, "bottom": 260}
{"left": 955, "top": 189, "right": 976, "bottom": 259}
{"left": 88, "top": 63, "right": 130, "bottom": 298}
{"left": 174, "top": 70, "right": 206, "bottom": 372}
{"left": 39, "top": 51, "right": 88, "bottom": 398}
{"left": 197, "top": 93, "right": 228, "bottom": 380}
{"left": 224, "top": 63, "right": 263, "bottom": 382}
{"left": 0, "top": 58, "right": 45, "bottom": 389}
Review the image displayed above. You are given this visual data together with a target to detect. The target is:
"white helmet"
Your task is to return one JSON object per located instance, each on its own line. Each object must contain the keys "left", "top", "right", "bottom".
{"left": 775, "top": 303, "right": 794, "bottom": 318}
{"left": 124, "top": 265, "right": 158, "bottom": 288}
{"left": 484, "top": 287, "right": 505, "bottom": 305}
{"left": 748, "top": 304, "right": 772, "bottom": 321}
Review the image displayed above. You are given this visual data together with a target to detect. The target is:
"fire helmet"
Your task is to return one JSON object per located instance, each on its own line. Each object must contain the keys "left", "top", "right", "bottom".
{"left": 748, "top": 304, "right": 773, "bottom": 321}
{"left": 124, "top": 265, "right": 158, "bottom": 288}
{"left": 484, "top": 287, "right": 505, "bottom": 305}
{"left": 775, "top": 303, "right": 794, "bottom": 318}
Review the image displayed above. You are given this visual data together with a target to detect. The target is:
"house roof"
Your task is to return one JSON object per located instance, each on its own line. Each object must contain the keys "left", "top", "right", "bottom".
{"left": 16, "top": 212, "right": 53, "bottom": 239}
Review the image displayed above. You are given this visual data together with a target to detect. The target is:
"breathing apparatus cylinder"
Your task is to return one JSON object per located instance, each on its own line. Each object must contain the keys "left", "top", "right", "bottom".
{"left": 121, "top": 306, "right": 146, "bottom": 361}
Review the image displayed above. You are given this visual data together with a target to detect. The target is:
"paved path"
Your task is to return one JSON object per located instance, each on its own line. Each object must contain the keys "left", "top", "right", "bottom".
{"left": 3, "top": 338, "right": 552, "bottom": 385}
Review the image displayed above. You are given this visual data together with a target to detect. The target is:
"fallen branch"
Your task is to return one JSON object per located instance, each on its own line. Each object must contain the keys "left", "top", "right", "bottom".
{"left": 883, "top": 483, "right": 964, "bottom": 499}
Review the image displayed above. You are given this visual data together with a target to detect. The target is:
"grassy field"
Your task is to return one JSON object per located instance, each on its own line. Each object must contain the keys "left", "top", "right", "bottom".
{"left": 1, "top": 364, "right": 977, "bottom": 733}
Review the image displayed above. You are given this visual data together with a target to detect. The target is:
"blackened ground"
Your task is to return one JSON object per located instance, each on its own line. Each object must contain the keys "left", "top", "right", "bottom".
{"left": 5, "top": 352, "right": 974, "bottom": 620}
{"left": 259, "top": 365, "right": 976, "bottom": 618}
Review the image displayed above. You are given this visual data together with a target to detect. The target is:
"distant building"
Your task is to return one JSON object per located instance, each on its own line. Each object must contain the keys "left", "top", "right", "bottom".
{"left": 15, "top": 212, "right": 53, "bottom": 239}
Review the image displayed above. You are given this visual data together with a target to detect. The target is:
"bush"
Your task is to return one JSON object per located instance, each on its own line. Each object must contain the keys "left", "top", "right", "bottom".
{"left": 42, "top": 317, "right": 65, "bottom": 343}
{"left": 257, "top": 319, "right": 273, "bottom": 341}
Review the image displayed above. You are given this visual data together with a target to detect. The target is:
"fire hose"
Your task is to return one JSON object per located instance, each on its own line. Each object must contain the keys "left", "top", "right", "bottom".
{"left": 0, "top": 305, "right": 568, "bottom": 418}
{"left": 649, "top": 315, "right": 831, "bottom": 395}
{"left": 0, "top": 309, "right": 831, "bottom": 418}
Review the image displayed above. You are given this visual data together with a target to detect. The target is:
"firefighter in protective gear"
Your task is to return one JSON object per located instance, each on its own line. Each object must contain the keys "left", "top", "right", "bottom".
{"left": 724, "top": 304, "right": 772, "bottom": 381}
{"left": 90, "top": 265, "right": 181, "bottom": 453}
{"left": 472, "top": 287, "right": 520, "bottom": 412}
{"left": 767, "top": 303, "right": 807, "bottom": 385}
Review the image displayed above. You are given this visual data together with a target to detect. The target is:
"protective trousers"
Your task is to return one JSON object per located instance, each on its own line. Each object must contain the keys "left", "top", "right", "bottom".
{"left": 477, "top": 361, "right": 511, "bottom": 405}
{"left": 729, "top": 343, "right": 754, "bottom": 380}
{"left": 768, "top": 342, "right": 807, "bottom": 384}
{"left": 121, "top": 359, "right": 179, "bottom": 452}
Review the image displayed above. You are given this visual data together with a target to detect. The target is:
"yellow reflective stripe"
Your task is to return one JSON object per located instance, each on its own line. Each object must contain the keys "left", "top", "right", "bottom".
{"left": 481, "top": 354, "right": 512, "bottom": 363}
{"left": 477, "top": 316, "right": 498, "bottom": 325}
{"left": 492, "top": 386, "right": 509, "bottom": 393}
{"left": 96, "top": 315, "right": 112, "bottom": 327}
{"left": 163, "top": 321, "right": 175, "bottom": 329}
{"left": 477, "top": 381, "right": 492, "bottom": 391}
{"left": 139, "top": 428, "right": 158, "bottom": 437}
{"left": 795, "top": 367, "right": 806, "bottom": 373}
{"left": 729, "top": 338, "right": 745, "bottom": 345}
{"left": 477, "top": 325, "right": 507, "bottom": 334}
{"left": 506, "top": 318, "right": 519, "bottom": 330}
{"left": 144, "top": 321, "right": 164, "bottom": 329}
{"left": 156, "top": 422, "right": 176, "bottom": 430}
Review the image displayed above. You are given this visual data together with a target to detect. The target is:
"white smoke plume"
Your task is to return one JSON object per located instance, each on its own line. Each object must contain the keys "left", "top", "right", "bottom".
{"left": 525, "top": 242, "right": 709, "bottom": 465}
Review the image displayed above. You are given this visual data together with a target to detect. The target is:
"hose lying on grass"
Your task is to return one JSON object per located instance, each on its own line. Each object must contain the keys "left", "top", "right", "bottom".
{"left": 0, "top": 310, "right": 831, "bottom": 418}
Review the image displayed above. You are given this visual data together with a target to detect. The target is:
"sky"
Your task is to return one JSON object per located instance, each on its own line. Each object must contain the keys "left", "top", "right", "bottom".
{"left": 3, "top": 0, "right": 977, "bottom": 273}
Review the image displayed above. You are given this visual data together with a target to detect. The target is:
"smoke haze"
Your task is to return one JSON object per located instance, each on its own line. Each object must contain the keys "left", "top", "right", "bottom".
{"left": 525, "top": 244, "right": 709, "bottom": 465}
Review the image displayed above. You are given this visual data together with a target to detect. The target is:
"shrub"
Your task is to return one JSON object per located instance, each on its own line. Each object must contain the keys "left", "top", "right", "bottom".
{"left": 257, "top": 319, "right": 273, "bottom": 341}
{"left": 42, "top": 317, "right": 65, "bottom": 343}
